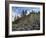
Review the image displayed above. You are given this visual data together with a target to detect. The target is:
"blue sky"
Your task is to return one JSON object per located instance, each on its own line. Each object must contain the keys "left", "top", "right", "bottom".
{"left": 12, "top": 7, "right": 40, "bottom": 15}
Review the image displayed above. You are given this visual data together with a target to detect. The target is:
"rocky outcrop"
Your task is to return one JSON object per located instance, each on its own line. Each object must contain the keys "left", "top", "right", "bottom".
{"left": 12, "top": 13, "right": 40, "bottom": 31}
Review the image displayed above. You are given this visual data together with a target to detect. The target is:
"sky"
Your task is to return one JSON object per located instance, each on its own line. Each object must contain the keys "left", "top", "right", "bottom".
{"left": 12, "top": 7, "right": 40, "bottom": 18}
{"left": 12, "top": 7, "right": 40, "bottom": 14}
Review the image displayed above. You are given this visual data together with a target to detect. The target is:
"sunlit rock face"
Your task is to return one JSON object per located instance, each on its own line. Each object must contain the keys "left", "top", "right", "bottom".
{"left": 14, "top": 14, "right": 22, "bottom": 20}
{"left": 26, "top": 11, "right": 30, "bottom": 15}
{"left": 12, "top": 12, "right": 15, "bottom": 22}
{"left": 12, "top": 12, "right": 22, "bottom": 22}
{"left": 26, "top": 10, "right": 32, "bottom": 15}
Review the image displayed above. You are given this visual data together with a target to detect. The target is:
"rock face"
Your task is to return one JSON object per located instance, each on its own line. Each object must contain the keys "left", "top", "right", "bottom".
{"left": 12, "top": 13, "right": 40, "bottom": 31}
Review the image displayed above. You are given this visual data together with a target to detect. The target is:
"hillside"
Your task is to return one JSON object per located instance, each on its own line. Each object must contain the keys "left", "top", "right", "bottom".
{"left": 12, "top": 13, "right": 40, "bottom": 31}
